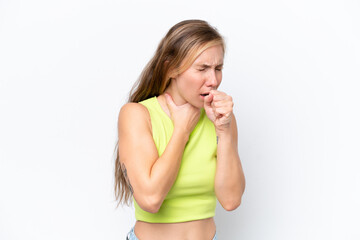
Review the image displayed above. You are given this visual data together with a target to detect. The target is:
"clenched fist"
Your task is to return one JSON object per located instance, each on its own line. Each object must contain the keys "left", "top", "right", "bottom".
{"left": 203, "top": 90, "right": 234, "bottom": 132}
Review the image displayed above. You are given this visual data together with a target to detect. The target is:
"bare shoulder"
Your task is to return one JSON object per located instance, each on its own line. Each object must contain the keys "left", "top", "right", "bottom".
{"left": 118, "top": 102, "right": 151, "bottom": 131}
{"left": 117, "top": 102, "right": 157, "bottom": 162}
{"left": 118, "top": 102, "right": 149, "bottom": 121}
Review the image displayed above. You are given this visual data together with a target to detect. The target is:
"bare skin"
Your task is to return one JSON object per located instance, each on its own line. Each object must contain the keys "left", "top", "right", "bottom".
{"left": 134, "top": 217, "right": 216, "bottom": 240}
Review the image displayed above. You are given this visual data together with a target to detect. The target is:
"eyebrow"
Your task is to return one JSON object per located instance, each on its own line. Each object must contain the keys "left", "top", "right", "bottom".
{"left": 195, "top": 63, "right": 224, "bottom": 68}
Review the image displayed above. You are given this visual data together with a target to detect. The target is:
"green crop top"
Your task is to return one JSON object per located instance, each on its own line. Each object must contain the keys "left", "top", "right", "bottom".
{"left": 133, "top": 96, "right": 217, "bottom": 223}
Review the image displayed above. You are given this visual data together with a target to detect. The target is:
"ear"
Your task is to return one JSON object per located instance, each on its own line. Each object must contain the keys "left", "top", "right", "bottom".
{"left": 167, "top": 69, "right": 178, "bottom": 80}
{"left": 164, "top": 59, "right": 180, "bottom": 79}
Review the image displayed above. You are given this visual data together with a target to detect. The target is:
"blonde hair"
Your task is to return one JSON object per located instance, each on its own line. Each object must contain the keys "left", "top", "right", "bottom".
{"left": 114, "top": 19, "right": 225, "bottom": 207}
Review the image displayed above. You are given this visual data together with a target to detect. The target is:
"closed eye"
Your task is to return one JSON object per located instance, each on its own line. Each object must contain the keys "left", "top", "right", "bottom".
{"left": 198, "top": 68, "right": 222, "bottom": 72}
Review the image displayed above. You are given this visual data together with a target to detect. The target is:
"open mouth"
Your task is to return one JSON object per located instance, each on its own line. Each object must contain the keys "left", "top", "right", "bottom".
{"left": 200, "top": 93, "right": 209, "bottom": 97}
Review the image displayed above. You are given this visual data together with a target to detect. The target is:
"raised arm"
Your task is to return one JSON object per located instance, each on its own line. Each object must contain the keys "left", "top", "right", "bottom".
{"left": 118, "top": 95, "right": 200, "bottom": 213}
{"left": 204, "top": 90, "right": 246, "bottom": 211}
{"left": 215, "top": 113, "right": 245, "bottom": 211}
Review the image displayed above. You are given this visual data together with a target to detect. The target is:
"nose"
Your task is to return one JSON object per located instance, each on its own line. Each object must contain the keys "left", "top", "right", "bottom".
{"left": 205, "top": 69, "right": 218, "bottom": 88}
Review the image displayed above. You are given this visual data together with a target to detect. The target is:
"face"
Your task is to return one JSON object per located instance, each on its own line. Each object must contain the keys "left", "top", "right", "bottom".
{"left": 172, "top": 44, "right": 224, "bottom": 109}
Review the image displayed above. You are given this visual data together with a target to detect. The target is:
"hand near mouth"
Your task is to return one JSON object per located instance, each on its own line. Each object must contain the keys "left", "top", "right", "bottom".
{"left": 203, "top": 90, "right": 234, "bottom": 132}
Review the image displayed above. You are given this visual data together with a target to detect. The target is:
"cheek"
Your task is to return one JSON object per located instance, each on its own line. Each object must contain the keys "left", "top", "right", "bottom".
{"left": 181, "top": 75, "right": 203, "bottom": 90}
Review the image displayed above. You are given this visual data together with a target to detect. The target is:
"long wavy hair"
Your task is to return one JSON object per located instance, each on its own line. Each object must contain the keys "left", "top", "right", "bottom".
{"left": 114, "top": 19, "right": 225, "bottom": 207}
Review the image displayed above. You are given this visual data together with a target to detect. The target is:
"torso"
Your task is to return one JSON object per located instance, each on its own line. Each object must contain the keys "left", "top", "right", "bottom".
{"left": 134, "top": 217, "right": 216, "bottom": 240}
{"left": 134, "top": 95, "right": 217, "bottom": 239}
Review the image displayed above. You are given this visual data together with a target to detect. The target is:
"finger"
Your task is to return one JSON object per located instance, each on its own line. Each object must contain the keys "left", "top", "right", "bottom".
{"left": 204, "top": 93, "right": 213, "bottom": 109}
{"left": 214, "top": 95, "right": 231, "bottom": 103}
{"left": 214, "top": 107, "right": 232, "bottom": 116}
{"left": 210, "top": 90, "right": 229, "bottom": 101}
{"left": 211, "top": 103, "right": 222, "bottom": 118}
{"left": 211, "top": 100, "right": 233, "bottom": 109}
{"left": 224, "top": 112, "right": 232, "bottom": 119}
{"left": 165, "top": 93, "right": 177, "bottom": 109}
{"left": 209, "top": 89, "right": 225, "bottom": 97}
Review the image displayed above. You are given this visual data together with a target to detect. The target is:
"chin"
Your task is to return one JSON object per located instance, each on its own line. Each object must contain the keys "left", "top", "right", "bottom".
{"left": 185, "top": 95, "right": 202, "bottom": 109}
{"left": 190, "top": 100, "right": 203, "bottom": 109}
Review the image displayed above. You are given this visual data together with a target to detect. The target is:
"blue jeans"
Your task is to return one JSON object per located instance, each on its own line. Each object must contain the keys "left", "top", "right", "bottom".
{"left": 126, "top": 226, "right": 217, "bottom": 240}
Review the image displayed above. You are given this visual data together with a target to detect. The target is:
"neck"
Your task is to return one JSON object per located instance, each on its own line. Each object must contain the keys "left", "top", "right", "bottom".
{"left": 157, "top": 81, "right": 186, "bottom": 117}
{"left": 163, "top": 81, "right": 187, "bottom": 106}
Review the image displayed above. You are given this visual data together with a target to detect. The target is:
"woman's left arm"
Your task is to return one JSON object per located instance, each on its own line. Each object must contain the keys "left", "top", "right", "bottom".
{"left": 215, "top": 113, "right": 245, "bottom": 211}
{"left": 204, "top": 90, "right": 246, "bottom": 211}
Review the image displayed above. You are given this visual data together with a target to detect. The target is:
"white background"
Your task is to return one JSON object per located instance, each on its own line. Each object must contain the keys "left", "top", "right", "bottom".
{"left": 1, "top": 0, "right": 359, "bottom": 239}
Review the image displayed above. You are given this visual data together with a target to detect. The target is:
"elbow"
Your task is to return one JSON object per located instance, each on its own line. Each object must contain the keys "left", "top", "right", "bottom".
{"left": 142, "top": 205, "right": 160, "bottom": 214}
{"left": 144, "top": 204, "right": 161, "bottom": 214}
{"left": 138, "top": 194, "right": 162, "bottom": 214}
{"left": 222, "top": 198, "right": 242, "bottom": 211}
{"left": 220, "top": 178, "right": 246, "bottom": 211}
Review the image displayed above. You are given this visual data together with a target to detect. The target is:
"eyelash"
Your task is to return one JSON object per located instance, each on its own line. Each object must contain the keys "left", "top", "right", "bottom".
{"left": 198, "top": 68, "right": 222, "bottom": 71}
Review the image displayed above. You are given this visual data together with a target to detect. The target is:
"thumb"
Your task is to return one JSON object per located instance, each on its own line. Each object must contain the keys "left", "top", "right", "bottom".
{"left": 164, "top": 93, "right": 177, "bottom": 110}
{"left": 204, "top": 93, "right": 213, "bottom": 110}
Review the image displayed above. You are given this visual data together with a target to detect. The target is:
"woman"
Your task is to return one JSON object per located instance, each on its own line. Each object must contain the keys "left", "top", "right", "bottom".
{"left": 114, "top": 19, "right": 246, "bottom": 240}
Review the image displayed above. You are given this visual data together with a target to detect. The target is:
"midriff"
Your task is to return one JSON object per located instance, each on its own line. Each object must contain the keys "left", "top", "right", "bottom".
{"left": 134, "top": 217, "right": 216, "bottom": 240}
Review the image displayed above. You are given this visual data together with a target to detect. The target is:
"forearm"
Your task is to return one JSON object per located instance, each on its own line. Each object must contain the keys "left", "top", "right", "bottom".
{"left": 215, "top": 128, "right": 245, "bottom": 210}
{"left": 148, "top": 128, "right": 189, "bottom": 205}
